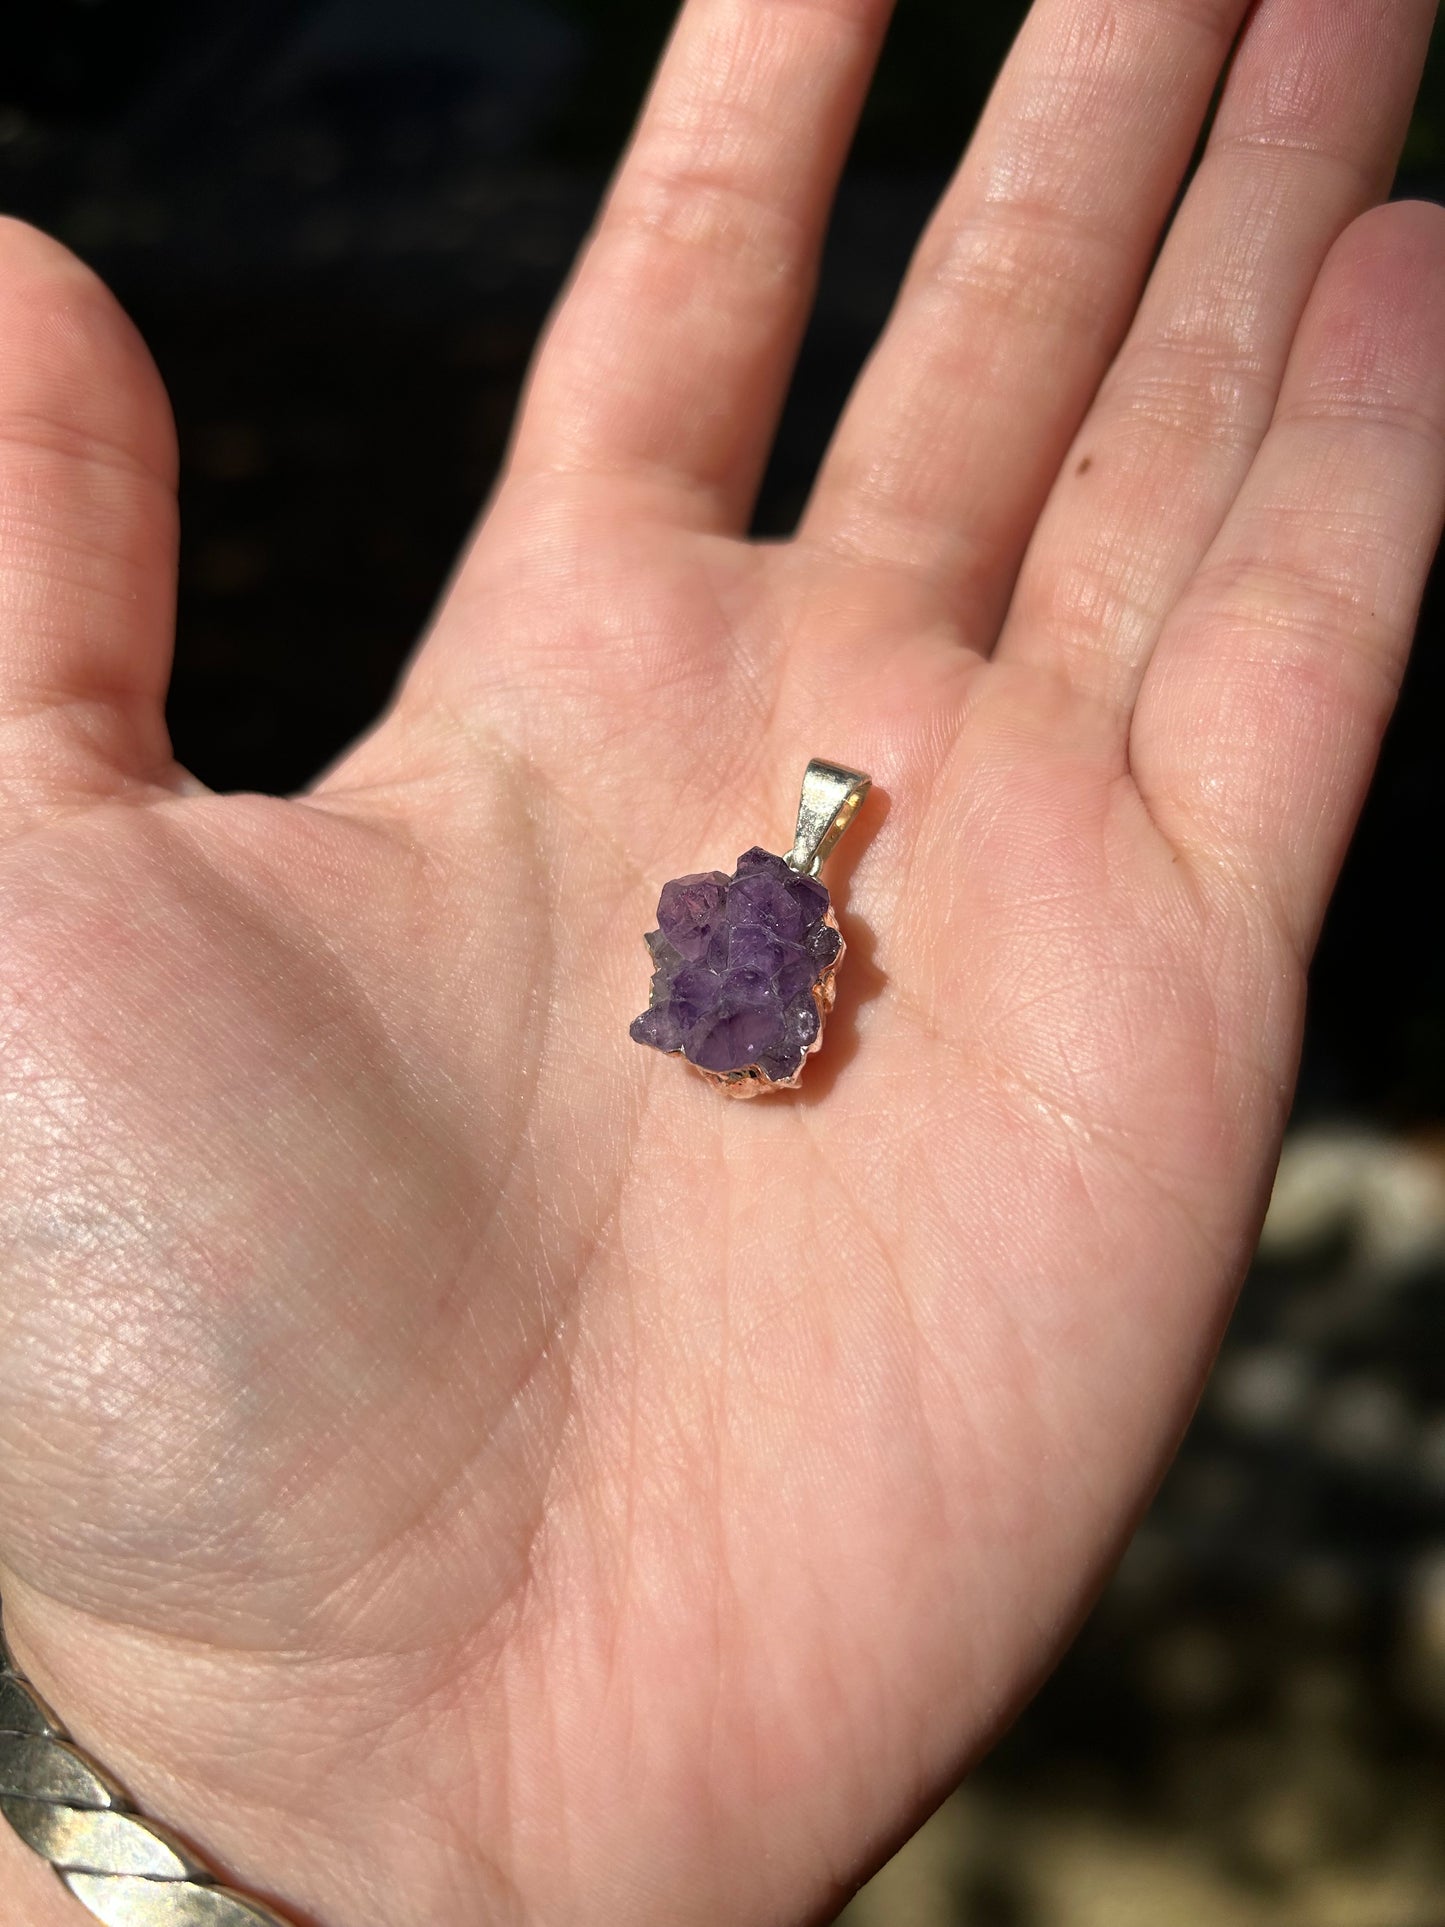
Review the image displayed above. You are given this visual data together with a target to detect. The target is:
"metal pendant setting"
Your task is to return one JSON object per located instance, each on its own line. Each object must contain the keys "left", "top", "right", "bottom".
{"left": 629, "top": 759, "right": 871, "bottom": 1098}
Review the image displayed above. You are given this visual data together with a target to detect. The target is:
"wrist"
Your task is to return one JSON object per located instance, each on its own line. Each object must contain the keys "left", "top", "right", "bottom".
{"left": 0, "top": 1587, "right": 512, "bottom": 1927}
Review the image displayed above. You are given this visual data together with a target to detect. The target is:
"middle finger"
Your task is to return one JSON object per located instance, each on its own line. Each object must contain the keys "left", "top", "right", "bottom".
{"left": 800, "top": 0, "right": 1252, "bottom": 629}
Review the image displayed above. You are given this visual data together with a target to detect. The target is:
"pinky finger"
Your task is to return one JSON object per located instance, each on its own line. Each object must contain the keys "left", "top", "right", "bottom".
{"left": 1131, "top": 200, "right": 1445, "bottom": 960}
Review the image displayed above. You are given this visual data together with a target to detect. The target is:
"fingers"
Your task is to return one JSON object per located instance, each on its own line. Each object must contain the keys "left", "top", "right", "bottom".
{"left": 0, "top": 219, "right": 180, "bottom": 833}
{"left": 800, "top": 0, "right": 1251, "bottom": 624}
{"left": 996, "top": 0, "right": 1437, "bottom": 713}
{"left": 507, "top": 0, "right": 893, "bottom": 530}
{"left": 1133, "top": 201, "right": 1445, "bottom": 958}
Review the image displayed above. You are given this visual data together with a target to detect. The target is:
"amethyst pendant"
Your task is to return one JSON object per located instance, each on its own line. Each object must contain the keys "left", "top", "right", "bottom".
{"left": 630, "top": 760, "right": 871, "bottom": 1097}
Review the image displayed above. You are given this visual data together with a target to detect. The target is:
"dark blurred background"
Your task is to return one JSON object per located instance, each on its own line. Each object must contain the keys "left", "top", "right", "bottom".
{"left": 3, "top": 4, "right": 1443, "bottom": 1920}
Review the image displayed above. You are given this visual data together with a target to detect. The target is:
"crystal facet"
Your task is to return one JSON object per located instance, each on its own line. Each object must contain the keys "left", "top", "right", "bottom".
{"left": 631, "top": 849, "right": 842, "bottom": 1085}
{"left": 655, "top": 871, "right": 730, "bottom": 960}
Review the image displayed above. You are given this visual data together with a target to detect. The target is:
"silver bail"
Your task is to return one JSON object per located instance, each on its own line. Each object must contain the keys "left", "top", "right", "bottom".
{"left": 785, "top": 759, "right": 872, "bottom": 878}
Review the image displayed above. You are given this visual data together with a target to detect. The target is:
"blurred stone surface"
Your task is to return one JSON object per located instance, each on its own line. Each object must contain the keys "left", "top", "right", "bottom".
{"left": 1400, "top": 1552, "right": 1445, "bottom": 1726}
{"left": 1261, "top": 1129, "right": 1445, "bottom": 1275}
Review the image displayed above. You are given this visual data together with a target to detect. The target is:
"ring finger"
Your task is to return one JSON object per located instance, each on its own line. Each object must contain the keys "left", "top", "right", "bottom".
{"left": 994, "top": 0, "right": 1438, "bottom": 715}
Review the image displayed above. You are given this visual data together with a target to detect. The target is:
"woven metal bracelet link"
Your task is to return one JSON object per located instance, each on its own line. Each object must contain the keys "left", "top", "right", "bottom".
{"left": 0, "top": 1607, "right": 295, "bottom": 1925}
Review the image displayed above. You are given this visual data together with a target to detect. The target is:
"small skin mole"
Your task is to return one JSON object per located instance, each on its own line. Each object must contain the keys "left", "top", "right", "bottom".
{"left": 1075, "top": 454, "right": 1093, "bottom": 475}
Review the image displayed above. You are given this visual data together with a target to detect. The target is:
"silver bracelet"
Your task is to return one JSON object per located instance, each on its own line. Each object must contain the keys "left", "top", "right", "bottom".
{"left": 0, "top": 1604, "right": 295, "bottom": 1925}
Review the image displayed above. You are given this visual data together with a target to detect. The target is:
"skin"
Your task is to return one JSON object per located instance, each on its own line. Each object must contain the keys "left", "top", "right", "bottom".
{"left": 0, "top": 0, "right": 1442, "bottom": 1920}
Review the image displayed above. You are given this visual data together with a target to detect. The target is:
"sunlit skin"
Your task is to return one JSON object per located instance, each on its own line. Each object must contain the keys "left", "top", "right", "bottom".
{"left": 1, "top": 0, "right": 1443, "bottom": 1921}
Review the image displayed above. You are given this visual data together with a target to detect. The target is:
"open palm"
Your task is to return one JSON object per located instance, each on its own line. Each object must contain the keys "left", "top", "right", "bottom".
{"left": 3, "top": 0, "right": 1444, "bottom": 1922}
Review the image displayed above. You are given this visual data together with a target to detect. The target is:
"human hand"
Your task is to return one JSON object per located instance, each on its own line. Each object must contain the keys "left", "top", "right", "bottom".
{"left": 2, "top": 0, "right": 1442, "bottom": 1920}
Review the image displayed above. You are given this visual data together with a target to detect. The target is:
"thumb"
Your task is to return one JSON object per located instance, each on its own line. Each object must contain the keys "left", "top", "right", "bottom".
{"left": 0, "top": 218, "right": 183, "bottom": 834}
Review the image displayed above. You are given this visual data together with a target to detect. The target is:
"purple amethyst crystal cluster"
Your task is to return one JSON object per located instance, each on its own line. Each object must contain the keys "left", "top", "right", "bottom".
{"left": 631, "top": 847, "right": 843, "bottom": 1082}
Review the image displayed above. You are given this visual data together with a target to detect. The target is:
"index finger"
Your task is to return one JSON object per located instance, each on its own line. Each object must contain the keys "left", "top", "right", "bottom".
{"left": 508, "top": 0, "right": 893, "bottom": 531}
